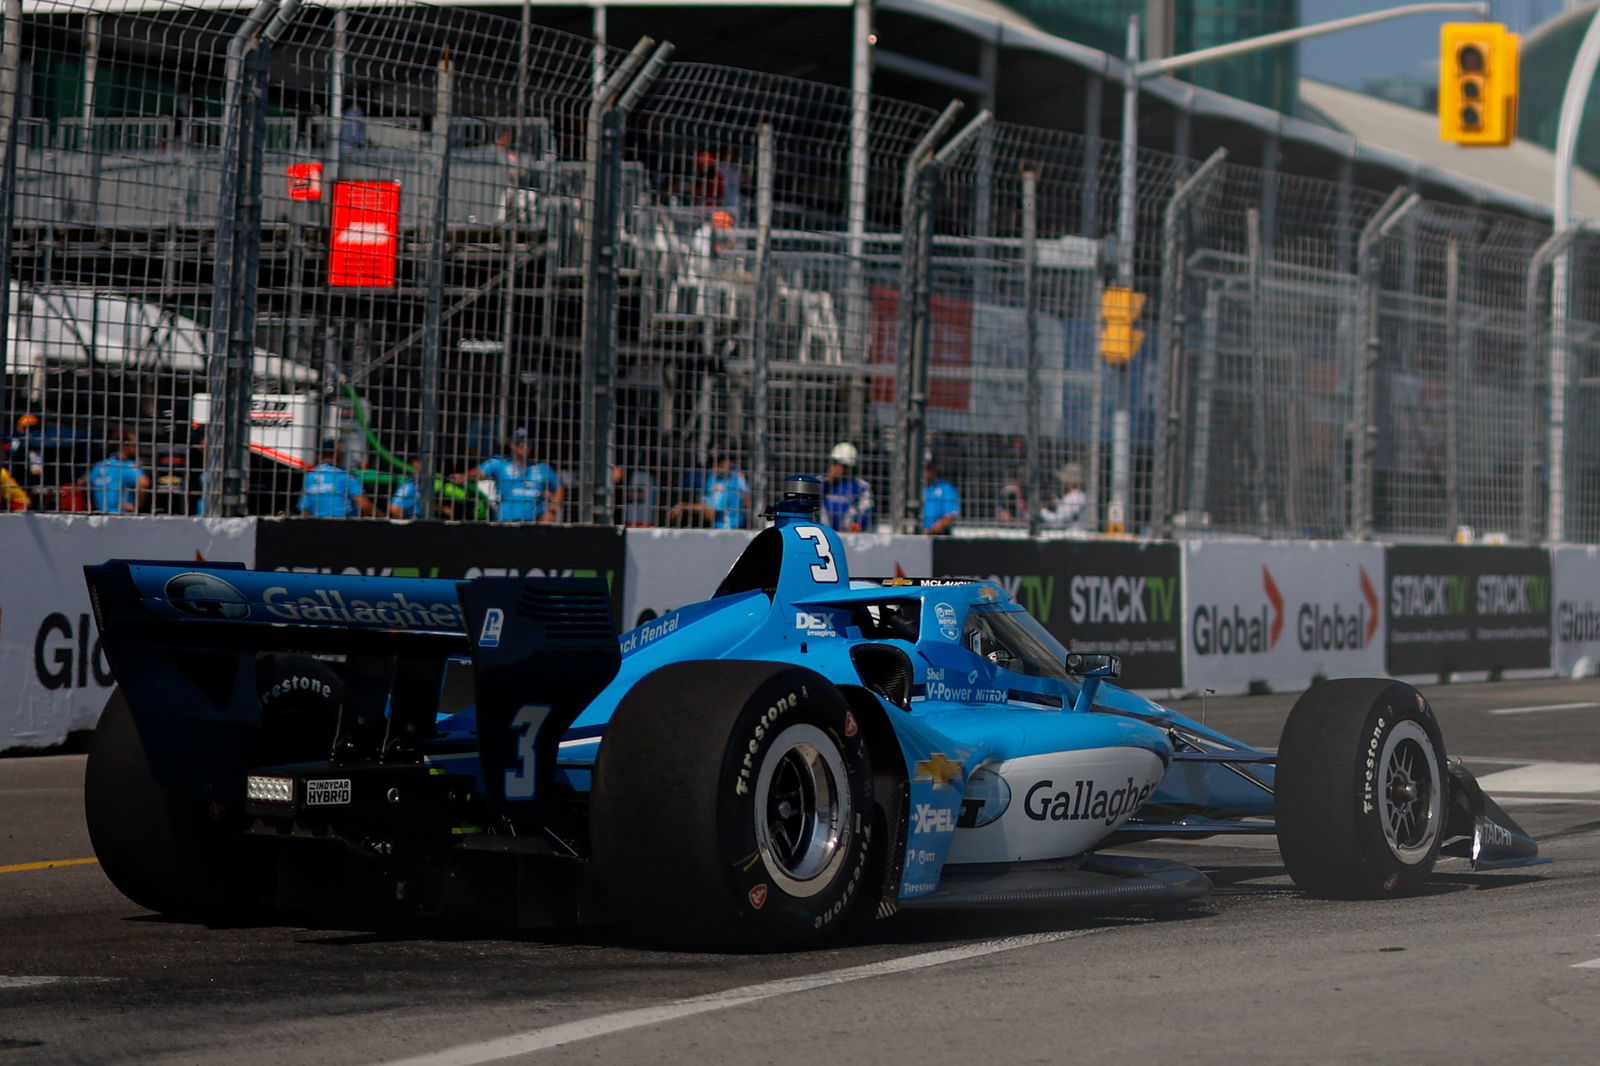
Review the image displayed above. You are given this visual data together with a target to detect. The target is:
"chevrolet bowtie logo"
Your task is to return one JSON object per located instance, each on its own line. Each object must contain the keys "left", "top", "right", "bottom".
{"left": 915, "top": 753, "right": 963, "bottom": 789}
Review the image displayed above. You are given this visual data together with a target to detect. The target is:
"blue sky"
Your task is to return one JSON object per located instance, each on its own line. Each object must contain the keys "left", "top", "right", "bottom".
{"left": 1299, "top": 0, "right": 1555, "bottom": 88}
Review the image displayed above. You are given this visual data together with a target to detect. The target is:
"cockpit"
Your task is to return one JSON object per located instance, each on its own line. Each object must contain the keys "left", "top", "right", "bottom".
{"left": 963, "top": 605, "right": 1070, "bottom": 679}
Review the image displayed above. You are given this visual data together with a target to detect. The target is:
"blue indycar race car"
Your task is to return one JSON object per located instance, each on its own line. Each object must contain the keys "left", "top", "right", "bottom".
{"left": 82, "top": 478, "right": 1543, "bottom": 949}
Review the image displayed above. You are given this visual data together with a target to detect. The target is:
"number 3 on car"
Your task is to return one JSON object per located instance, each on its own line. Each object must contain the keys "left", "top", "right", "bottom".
{"left": 794, "top": 525, "right": 838, "bottom": 583}
{"left": 504, "top": 704, "right": 551, "bottom": 800}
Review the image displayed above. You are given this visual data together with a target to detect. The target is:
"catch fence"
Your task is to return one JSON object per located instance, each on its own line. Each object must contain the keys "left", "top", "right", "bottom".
{"left": 1, "top": 0, "right": 1596, "bottom": 542}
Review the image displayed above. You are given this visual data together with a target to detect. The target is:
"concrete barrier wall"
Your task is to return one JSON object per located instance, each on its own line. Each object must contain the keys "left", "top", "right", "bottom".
{"left": 1183, "top": 540, "right": 1385, "bottom": 696}
{"left": 5, "top": 517, "right": 1591, "bottom": 751}
{"left": 0, "top": 514, "right": 256, "bottom": 752}
{"left": 1552, "top": 545, "right": 1600, "bottom": 679}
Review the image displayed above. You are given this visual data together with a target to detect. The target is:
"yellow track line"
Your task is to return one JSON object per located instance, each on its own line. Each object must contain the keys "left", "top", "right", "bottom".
{"left": 0, "top": 858, "right": 99, "bottom": 875}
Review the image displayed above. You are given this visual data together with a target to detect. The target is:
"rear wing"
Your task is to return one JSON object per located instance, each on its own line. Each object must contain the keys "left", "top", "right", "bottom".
{"left": 87, "top": 560, "right": 467, "bottom": 639}
{"left": 83, "top": 562, "right": 618, "bottom": 816}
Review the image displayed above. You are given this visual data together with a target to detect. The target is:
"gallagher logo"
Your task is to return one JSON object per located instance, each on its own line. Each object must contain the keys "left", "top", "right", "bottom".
{"left": 1194, "top": 566, "right": 1379, "bottom": 656}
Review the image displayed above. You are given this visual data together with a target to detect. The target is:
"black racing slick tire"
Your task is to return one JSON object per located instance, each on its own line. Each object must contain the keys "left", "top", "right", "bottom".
{"left": 84, "top": 690, "right": 258, "bottom": 921}
{"left": 590, "top": 661, "right": 874, "bottom": 950}
{"left": 253, "top": 654, "right": 343, "bottom": 765}
{"left": 1276, "top": 678, "right": 1447, "bottom": 899}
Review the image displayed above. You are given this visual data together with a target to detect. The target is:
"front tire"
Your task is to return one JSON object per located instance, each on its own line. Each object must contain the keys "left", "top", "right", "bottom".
{"left": 590, "top": 661, "right": 874, "bottom": 950}
{"left": 84, "top": 690, "right": 258, "bottom": 920}
{"left": 1276, "top": 678, "right": 1446, "bottom": 899}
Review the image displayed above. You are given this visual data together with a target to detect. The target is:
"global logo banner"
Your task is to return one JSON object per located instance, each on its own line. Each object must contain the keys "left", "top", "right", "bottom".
{"left": 1183, "top": 541, "right": 1385, "bottom": 695}
{"left": 1385, "top": 545, "right": 1551, "bottom": 676}
{"left": 1543, "top": 546, "right": 1594, "bottom": 678}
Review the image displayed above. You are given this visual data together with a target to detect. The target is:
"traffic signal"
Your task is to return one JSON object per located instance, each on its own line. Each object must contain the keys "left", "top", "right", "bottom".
{"left": 1439, "top": 22, "right": 1519, "bottom": 147}
{"left": 1099, "top": 285, "right": 1146, "bottom": 365}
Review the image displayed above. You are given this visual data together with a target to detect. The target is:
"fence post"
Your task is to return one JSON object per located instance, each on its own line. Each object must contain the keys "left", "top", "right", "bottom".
{"left": 1349, "top": 187, "right": 1418, "bottom": 540}
{"left": 892, "top": 106, "right": 990, "bottom": 534}
{"left": 82, "top": 14, "right": 102, "bottom": 225}
{"left": 0, "top": 0, "right": 22, "bottom": 439}
{"left": 1524, "top": 227, "right": 1577, "bottom": 542}
{"left": 891, "top": 102, "right": 960, "bottom": 535}
{"left": 1185, "top": 283, "right": 1221, "bottom": 519}
{"left": 1153, "top": 147, "right": 1225, "bottom": 538}
{"left": 748, "top": 123, "right": 776, "bottom": 514}
{"left": 1021, "top": 165, "right": 1041, "bottom": 538}
{"left": 1247, "top": 208, "right": 1271, "bottom": 537}
{"left": 1443, "top": 239, "right": 1460, "bottom": 538}
{"left": 205, "top": 0, "right": 289, "bottom": 518}
{"left": 416, "top": 49, "right": 452, "bottom": 520}
{"left": 1550, "top": 251, "right": 1573, "bottom": 544}
{"left": 896, "top": 165, "right": 937, "bottom": 534}
{"left": 579, "top": 37, "right": 661, "bottom": 526}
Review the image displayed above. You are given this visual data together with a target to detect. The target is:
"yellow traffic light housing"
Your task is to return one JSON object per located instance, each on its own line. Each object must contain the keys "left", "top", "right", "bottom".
{"left": 1099, "top": 285, "right": 1146, "bottom": 365}
{"left": 1439, "top": 23, "right": 1519, "bottom": 147}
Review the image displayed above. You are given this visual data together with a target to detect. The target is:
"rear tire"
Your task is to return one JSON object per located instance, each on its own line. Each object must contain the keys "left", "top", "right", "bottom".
{"left": 1276, "top": 678, "right": 1446, "bottom": 899}
{"left": 84, "top": 690, "right": 259, "bottom": 920}
{"left": 590, "top": 661, "right": 874, "bottom": 950}
{"left": 253, "top": 654, "right": 342, "bottom": 764}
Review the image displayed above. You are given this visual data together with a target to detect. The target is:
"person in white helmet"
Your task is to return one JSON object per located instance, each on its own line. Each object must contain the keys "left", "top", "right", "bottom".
{"left": 822, "top": 441, "right": 874, "bottom": 532}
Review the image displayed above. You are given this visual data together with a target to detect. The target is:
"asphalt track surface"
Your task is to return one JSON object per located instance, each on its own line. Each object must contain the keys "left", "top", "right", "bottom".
{"left": 2, "top": 677, "right": 1597, "bottom": 1065}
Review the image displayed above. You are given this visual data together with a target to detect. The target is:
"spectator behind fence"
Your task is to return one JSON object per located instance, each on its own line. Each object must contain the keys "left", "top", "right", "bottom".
{"left": 1, "top": 457, "right": 28, "bottom": 511}
{"left": 85, "top": 429, "right": 151, "bottom": 514}
{"left": 922, "top": 457, "right": 960, "bottom": 536}
{"left": 459, "top": 428, "right": 564, "bottom": 523}
{"left": 298, "top": 441, "right": 373, "bottom": 518}
{"left": 668, "top": 446, "right": 748, "bottom": 529}
{"left": 339, "top": 102, "right": 368, "bottom": 150}
{"left": 614, "top": 463, "right": 658, "bottom": 527}
{"left": 998, "top": 463, "right": 1086, "bottom": 529}
{"left": 389, "top": 457, "right": 423, "bottom": 520}
{"left": 822, "top": 441, "right": 873, "bottom": 532}
{"left": 1042, "top": 464, "right": 1089, "bottom": 528}
{"left": 692, "top": 149, "right": 741, "bottom": 213}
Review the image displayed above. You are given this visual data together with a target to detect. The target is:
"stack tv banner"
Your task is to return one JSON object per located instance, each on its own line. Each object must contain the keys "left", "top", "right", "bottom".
{"left": 1386, "top": 546, "right": 1551, "bottom": 675}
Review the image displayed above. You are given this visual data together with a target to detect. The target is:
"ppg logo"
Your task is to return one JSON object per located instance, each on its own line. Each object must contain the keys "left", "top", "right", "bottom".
{"left": 479, "top": 607, "right": 505, "bottom": 648}
{"left": 163, "top": 572, "right": 250, "bottom": 620}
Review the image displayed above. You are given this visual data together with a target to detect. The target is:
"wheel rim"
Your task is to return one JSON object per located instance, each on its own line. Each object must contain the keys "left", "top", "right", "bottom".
{"left": 1377, "top": 720, "right": 1442, "bottom": 864}
{"left": 751, "top": 723, "right": 851, "bottom": 898}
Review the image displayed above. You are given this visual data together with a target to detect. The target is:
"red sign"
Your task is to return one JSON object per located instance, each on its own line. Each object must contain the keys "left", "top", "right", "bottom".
{"left": 869, "top": 285, "right": 972, "bottom": 410}
{"left": 287, "top": 162, "right": 323, "bottom": 201}
{"left": 328, "top": 180, "right": 400, "bottom": 288}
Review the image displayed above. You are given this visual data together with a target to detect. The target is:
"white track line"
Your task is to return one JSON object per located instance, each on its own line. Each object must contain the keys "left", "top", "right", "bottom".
{"left": 378, "top": 927, "right": 1111, "bottom": 1066}
{"left": 1487, "top": 702, "right": 1598, "bottom": 716}
{"left": 1573, "top": 958, "right": 1600, "bottom": 969}
{"left": 0, "top": 977, "right": 70, "bottom": 990}
{"left": 1472, "top": 763, "right": 1600, "bottom": 795}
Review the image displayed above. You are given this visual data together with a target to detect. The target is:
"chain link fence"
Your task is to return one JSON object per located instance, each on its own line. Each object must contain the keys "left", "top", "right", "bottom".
{"left": 2, "top": 0, "right": 1597, "bottom": 543}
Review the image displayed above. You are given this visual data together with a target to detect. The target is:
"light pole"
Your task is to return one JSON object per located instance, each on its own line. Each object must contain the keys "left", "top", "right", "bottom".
{"left": 1109, "top": 1, "right": 1491, "bottom": 534}
{"left": 1546, "top": 6, "right": 1600, "bottom": 542}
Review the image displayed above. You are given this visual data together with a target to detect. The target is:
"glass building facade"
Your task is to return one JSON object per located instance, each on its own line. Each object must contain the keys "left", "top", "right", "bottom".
{"left": 1518, "top": 5, "right": 1600, "bottom": 182}
{"left": 1001, "top": 1, "right": 1301, "bottom": 112}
